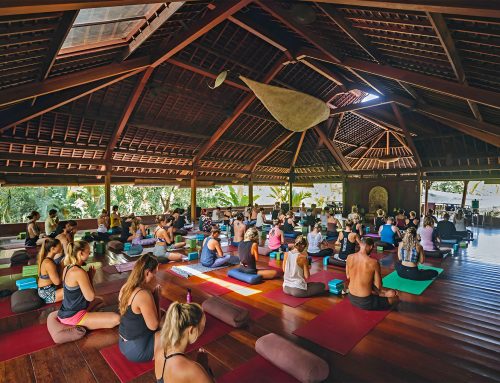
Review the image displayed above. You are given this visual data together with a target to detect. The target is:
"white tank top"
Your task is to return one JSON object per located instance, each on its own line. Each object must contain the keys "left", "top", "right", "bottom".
{"left": 283, "top": 250, "right": 307, "bottom": 291}
{"left": 454, "top": 217, "right": 466, "bottom": 231}
{"left": 256, "top": 213, "right": 264, "bottom": 227}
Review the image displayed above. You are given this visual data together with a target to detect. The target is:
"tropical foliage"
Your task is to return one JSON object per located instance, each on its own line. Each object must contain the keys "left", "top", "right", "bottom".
{"left": 214, "top": 186, "right": 259, "bottom": 207}
{"left": 266, "top": 186, "right": 312, "bottom": 207}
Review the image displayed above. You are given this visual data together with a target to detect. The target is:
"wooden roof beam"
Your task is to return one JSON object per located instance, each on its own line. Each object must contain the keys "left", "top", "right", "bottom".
{"left": 391, "top": 103, "right": 422, "bottom": 168}
{"left": 330, "top": 96, "right": 391, "bottom": 115}
{"left": 427, "top": 12, "right": 483, "bottom": 121}
{"left": 351, "top": 132, "right": 386, "bottom": 169}
{"left": 313, "top": 123, "right": 352, "bottom": 172}
{"left": 248, "top": 131, "right": 296, "bottom": 172}
{"left": 290, "top": 131, "right": 307, "bottom": 171}
{"left": 193, "top": 58, "right": 287, "bottom": 164}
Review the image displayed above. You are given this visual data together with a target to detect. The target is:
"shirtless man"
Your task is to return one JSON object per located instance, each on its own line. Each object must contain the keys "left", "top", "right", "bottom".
{"left": 232, "top": 213, "right": 246, "bottom": 246}
{"left": 346, "top": 237, "right": 398, "bottom": 310}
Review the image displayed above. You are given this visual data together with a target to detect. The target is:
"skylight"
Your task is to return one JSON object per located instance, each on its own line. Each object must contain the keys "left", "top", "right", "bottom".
{"left": 61, "top": 4, "right": 161, "bottom": 52}
{"left": 362, "top": 93, "right": 379, "bottom": 103}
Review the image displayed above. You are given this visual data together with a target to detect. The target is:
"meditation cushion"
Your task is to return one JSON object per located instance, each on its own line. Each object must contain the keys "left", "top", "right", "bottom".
{"left": 255, "top": 333, "right": 329, "bottom": 383}
{"left": 424, "top": 249, "right": 449, "bottom": 258}
{"left": 107, "top": 240, "right": 124, "bottom": 253}
{"left": 47, "top": 311, "right": 87, "bottom": 344}
{"left": 228, "top": 268, "right": 263, "bottom": 284}
{"left": 10, "top": 250, "right": 30, "bottom": 265}
{"left": 10, "top": 289, "right": 44, "bottom": 313}
{"left": 328, "top": 256, "right": 346, "bottom": 267}
{"left": 284, "top": 232, "right": 298, "bottom": 239}
{"left": 202, "top": 296, "right": 250, "bottom": 328}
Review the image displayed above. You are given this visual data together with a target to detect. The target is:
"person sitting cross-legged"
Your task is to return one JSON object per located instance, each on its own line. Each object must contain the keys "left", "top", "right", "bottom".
{"left": 200, "top": 227, "right": 232, "bottom": 268}
{"left": 238, "top": 228, "right": 277, "bottom": 279}
{"left": 307, "top": 223, "right": 334, "bottom": 258}
{"left": 346, "top": 237, "right": 399, "bottom": 311}
{"left": 377, "top": 216, "right": 401, "bottom": 250}
{"left": 396, "top": 228, "right": 438, "bottom": 281}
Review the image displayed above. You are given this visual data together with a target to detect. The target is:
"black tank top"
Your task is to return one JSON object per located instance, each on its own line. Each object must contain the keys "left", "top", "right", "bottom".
{"left": 283, "top": 220, "right": 294, "bottom": 233}
{"left": 58, "top": 265, "right": 90, "bottom": 319}
{"left": 119, "top": 289, "right": 154, "bottom": 340}
{"left": 339, "top": 231, "right": 356, "bottom": 260}
{"left": 238, "top": 241, "right": 256, "bottom": 270}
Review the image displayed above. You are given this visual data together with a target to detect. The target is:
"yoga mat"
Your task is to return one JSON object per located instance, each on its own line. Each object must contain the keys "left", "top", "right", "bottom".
{"left": 102, "top": 262, "right": 136, "bottom": 274}
{"left": 226, "top": 300, "right": 267, "bottom": 321}
{"left": 100, "top": 344, "right": 153, "bottom": 383}
{"left": 218, "top": 355, "right": 299, "bottom": 383}
{"left": 0, "top": 323, "right": 54, "bottom": 361}
{"left": 262, "top": 288, "right": 314, "bottom": 308}
{"left": 198, "top": 281, "right": 231, "bottom": 296}
{"left": 0, "top": 242, "right": 26, "bottom": 250}
{"left": 363, "top": 233, "right": 380, "bottom": 239}
{"left": 307, "top": 270, "right": 346, "bottom": 289}
{"left": 102, "top": 265, "right": 120, "bottom": 274}
{"left": 382, "top": 265, "right": 443, "bottom": 295}
{"left": 188, "top": 313, "right": 232, "bottom": 351}
{"left": 0, "top": 265, "right": 23, "bottom": 277}
{"left": 94, "top": 278, "right": 126, "bottom": 295}
{"left": 293, "top": 298, "right": 389, "bottom": 355}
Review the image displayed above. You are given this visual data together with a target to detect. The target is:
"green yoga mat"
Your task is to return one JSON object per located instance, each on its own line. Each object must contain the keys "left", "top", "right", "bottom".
{"left": 382, "top": 265, "right": 443, "bottom": 295}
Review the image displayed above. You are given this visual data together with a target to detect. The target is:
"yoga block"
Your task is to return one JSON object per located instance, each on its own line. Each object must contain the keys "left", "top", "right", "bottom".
{"left": 187, "top": 252, "right": 198, "bottom": 261}
{"left": 323, "top": 256, "right": 330, "bottom": 265}
{"left": 10, "top": 289, "right": 43, "bottom": 313}
{"left": 17, "top": 232, "right": 27, "bottom": 240}
{"left": 175, "top": 235, "right": 182, "bottom": 243}
{"left": 47, "top": 311, "right": 87, "bottom": 344}
{"left": 220, "top": 225, "right": 227, "bottom": 231}
{"left": 228, "top": 268, "right": 262, "bottom": 285}
{"left": 269, "top": 252, "right": 278, "bottom": 259}
{"left": 188, "top": 238, "right": 197, "bottom": 249}
{"left": 459, "top": 241, "right": 468, "bottom": 248}
{"left": 107, "top": 240, "right": 124, "bottom": 253}
{"left": 376, "top": 246, "right": 384, "bottom": 252}
{"left": 365, "top": 226, "right": 370, "bottom": 233}
{"left": 124, "top": 243, "right": 132, "bottom": 251}
{"left": 202, "top": 296, "right": 250, "bottom": 328}
{"left": 329, "top": 288, "right": 343, "bottom": 295}
{"left": 145, "top": 234, "right": 153, "bottom": 239}
{"left": 196, "top": 234, "right": 205, "bottom": 241}
{"left": 16, "top": 277, "right": 38, "bottom": 290}
{"left": 256, "top": 333, "right": 329, "bottom": 383}
{"left": 22, "top": 265, "right": 38, "bottom": 277}
{"left": 453, "top": 244, "right": 459, "bottom": 252}
{"left": 328, "top": 279, "right": 344, "bottom": 289}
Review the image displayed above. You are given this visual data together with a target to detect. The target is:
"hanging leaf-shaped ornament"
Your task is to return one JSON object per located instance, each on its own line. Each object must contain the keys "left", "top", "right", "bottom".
{"left": 239, "top": 76, "right": 330, "bottom": 132}
{"left": 208, "top": 70, "right": 229, "bottom": 89}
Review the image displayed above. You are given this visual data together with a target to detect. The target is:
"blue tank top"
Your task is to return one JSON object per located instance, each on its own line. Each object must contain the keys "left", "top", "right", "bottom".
{"left": 200, "top": 237, "right": 218, "bottom": 267}
{"left": 380, "top": 224, "right": 396, "bottom": 245}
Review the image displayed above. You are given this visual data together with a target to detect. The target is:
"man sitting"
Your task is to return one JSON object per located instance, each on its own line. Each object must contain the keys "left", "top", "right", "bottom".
{"left": 436, "top": 213, "right": 462, "bottom": 241}
{"left": 346, "top": 238, "right": 398, "bottom": 311}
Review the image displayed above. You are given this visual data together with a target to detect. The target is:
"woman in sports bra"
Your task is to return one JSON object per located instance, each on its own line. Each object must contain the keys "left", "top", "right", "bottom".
{"left": 162, "top": 216, "right": 186, "bottom": 248}
{"left": 37, "top": 238, "right": 64, "bottom": 303}
{"left": 119, "top": 253, "right": 162, "bottom": 362}
{"left": 57, "top": 240, "right": 120, "bottom": 329}
{"left": 396, "top": 228, "right": 438, "bottom": 281}
{"left": 153, "top": 215, "right": 184, "bottom": 261}
{"left": 130, "top": 217, "right": 156, "bottom": 246}
{"left": 154, "top": 302, "right": 213, "bottom": 383}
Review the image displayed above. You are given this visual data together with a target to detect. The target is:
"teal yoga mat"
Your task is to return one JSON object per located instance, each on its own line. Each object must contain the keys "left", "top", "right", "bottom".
{"left": 382, "top": 265, "right": 443, "bottom": 295}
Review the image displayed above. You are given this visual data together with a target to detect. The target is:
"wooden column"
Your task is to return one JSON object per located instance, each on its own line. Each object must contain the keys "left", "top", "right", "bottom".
{"left": 424, "top": 180, "right": 430, "bottom": 215}
{"left": 105, "top": 167, "right": 111, "bottom": 214}
{"left": 190, "top": 174, "right": 197, "bottom": 224}
{"left": 289, "top": 180, "right": 293, "bottom": 211}
{"left": 248, "top": 178, "right": 254, "bottom": 206}
{"left": 461, "top": 180, "right": 469, "bottom": 208}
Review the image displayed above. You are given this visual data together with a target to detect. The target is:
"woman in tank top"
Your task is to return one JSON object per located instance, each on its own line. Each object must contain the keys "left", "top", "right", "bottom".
{"left": 25, "top": 211, "right": 41, "bottom": 247}
{"left": 405, "top": 211, "right": 419, "bottom": 230}
{"left": 377, "top": 217, "right": 401, "bottom": 250}
{"left": 335, "top": 220, "right": 360, "bottom": 261}
{"left": 154, "top": 302, "right": 213, "bottom": 383}
{"left": 131, "top": 217, "right": 156, "bottom": 246}
{"left": 396, "top": 228, "right": 438, "bottom": 281}
{"left": 152, "top": 215, "right": 183, "bottom": 261}
{"left": 373, "top": 209, "right": 386, "bottom": 232}
{"left": 238, "top": 228, "right": 277, "bottom": 279}
{"left": 58, "top": 240, "right": 119, "bottom": 329}
{"left": 265, "top": 219, "right": 288, "bottom": 254}
{"left": 307, "top": 223, "right": 334, "bottom": 258}
{"left": 118, "top": 253, "right": 162, "bottom": 362}
{"left": 326, "top": 212, "right": 342, "bottom": 239}
{"left": 282, "top": 236, "right": 325, "bottom": 298}
{"left": 37, "top": 238, "right": 64, "bottom": 303}
{"left": 453, "top": 209, "right": 472, "bottom": 240}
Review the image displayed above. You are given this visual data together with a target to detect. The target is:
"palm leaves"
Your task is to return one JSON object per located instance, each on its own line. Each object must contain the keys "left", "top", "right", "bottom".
{"left": 215, "top": 186, "right": 259, "bottom": 207}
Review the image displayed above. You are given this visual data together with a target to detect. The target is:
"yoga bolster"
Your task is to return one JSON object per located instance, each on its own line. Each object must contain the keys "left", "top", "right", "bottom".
{"left": 328, "top": 256, "right": 346, "bottom": 267}
{"left": 424, "top": 249, "right": 447, "bottom": 258}
{"left": 255, "top": 333, "right": 329, "bottom": 383}
{"left": 10, "top": 289, "right": 44, "bottom": 313}
{"left": 202, "top": 296, "right": 250, "bottom": 328}
{"left": 47, "top": 311, "right": 87, "bottom": 344}
{"left": 107, "top": 240, "right": 124, "bottom": 252}
{"left": 127, "top": 244, "right": 143, "bottom": 255}
{"left": 228, "top": 268, "right": 263, "bottom": 285}
{"left": 10, "top": 250, "right": 30, "bottom": 265}
{"left": 284, "top": 232, "right": 298, "bottom": 238}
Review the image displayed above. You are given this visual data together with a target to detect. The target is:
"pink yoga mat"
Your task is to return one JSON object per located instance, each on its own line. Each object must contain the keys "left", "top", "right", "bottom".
{"left": 198, "top": 281, "right": 231, "bottom": 296}
{"left": 307, "top": 270, "right": 346, "bottom": 289}
{"left": 293, "top": 298, "right": 390, "bottom": 355}
{"left": 100, "top": 344, "right": 153, "bottom": 383}
{"left": 0, "top": 298, "right": 57, "bottom": 320}
{"left": 218, "top": 355, "right": 299, "bottom": 383}
{"left": 0, "top": 323, "right": 54, "bottom": 361}
{"left": 262, "top": 288, "right": 314, "bottom": 308}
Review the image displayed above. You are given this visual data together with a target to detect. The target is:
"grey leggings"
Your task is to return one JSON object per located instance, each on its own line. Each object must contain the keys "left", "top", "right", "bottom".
{"left": 283, "top": 282, "right": 325, "bottom": 297}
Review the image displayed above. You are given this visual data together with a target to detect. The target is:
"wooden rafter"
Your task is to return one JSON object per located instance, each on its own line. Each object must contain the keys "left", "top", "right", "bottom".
{"left": 427, "top": 12, "right": 483, "bottom": 121}
{"left": 248, "top": 131, "right": 295, "bottom": 172}
{"left": 352, "top": 131, "right": 386, "bottom": 169}
{"left": 391, "top": 103, "right": 422, "bottom": 168}
{"left": 193, "top": 58, "right": 287, "bottom": 164}
{"left": 290, "top": 131, "right": 307, "bottom": 171}
{"left": 313, "top": 123, "right": 351, "bottom": 172}
{"left": 330, "top": 97, "right": 391, "bottom": 115}
{"left": 331, "top": 113, "right": 343, "bottom": 140}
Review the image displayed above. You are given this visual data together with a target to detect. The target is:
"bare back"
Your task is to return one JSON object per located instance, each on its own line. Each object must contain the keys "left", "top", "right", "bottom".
{"left": 346, "top": 252, "right": 381, "bottom": 297}
{"left": 233, "top": 221, "right": 245, "bottom": 242}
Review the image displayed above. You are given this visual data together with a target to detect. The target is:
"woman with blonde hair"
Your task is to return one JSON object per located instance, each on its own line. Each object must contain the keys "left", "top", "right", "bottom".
{"left": 282, "top": 236, "right": 325, "bottom": 297}
{"left": 57, "top": 240, "right": 120, "bottom": 329}
{"left": 37, "top": 237, "right": 64, "bottom": 303}
{"left": 154, "top": 302, "right": 213, "bottom": 383}
{"left": 238, "top": 227, "right": 277, "bottom": 279}
{"left": 153, "top": 215, "right": 184, "bottom": 261}
{"left": 131, "top": 217, "right": 156, "bottom": 246}
{"left": 397, "top": 228, "right": 438, "bottom": 280}
{"left": 118, "top": 253, "right": 162, "bottom": 362}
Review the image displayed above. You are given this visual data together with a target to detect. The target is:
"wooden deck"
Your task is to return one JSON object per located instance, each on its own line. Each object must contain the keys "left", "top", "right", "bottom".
{"left": 1, "top": 227, "right": 499, "bottom": 383}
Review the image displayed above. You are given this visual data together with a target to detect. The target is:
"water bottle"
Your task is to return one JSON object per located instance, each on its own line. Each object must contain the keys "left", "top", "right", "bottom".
{"left": 186, "top": 288, "right": 192, "bottom": 303}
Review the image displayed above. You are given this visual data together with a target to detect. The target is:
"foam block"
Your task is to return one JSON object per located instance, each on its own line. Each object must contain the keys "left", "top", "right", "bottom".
{"left": 323, "top": 256, "right": 330, "bottom": 265}
{"left": 175, "top": 234, "right": 182, "bottom": 243}
{"left": 16, "top": 277, "right": 37, "bottom": 290}
{"left": 202, "top": 296, "right": 250, "bottom": 328}
{"left": 256, "top": 333, "right": 329, "bottom": 383}
{"left": 228, "top": 268, "right": 263, "bottom": 284}
{"left": 46, "top": 311, "right": 87, "bottom": 344}
{"left": 187, "top": 238, "right": 197, "bottom": 249}
{"left": 187, "top": 251, "right": 198, "bottom": 261}
{"left": 21, "top": 265, "right": 38, "bottom": 277}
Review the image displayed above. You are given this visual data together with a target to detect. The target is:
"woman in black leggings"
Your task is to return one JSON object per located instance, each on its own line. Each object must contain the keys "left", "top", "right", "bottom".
{"left": 396, "top": 228, "right": 438, "bottom": 281}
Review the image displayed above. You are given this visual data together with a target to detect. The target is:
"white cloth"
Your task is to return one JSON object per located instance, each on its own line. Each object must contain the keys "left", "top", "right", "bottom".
{"left": 454, "top": 217, "right": 466, "bottom": 231}
{"left": 307, "top": 232, "right": 323, "bottom": 253}
{"left": 256, "top": 212, "right": 264, "bottom": 227}
{"left": 283, "top": 250, "right": 307, "bottom": 291}
{"left": 212, "top": 210, "right": 220, "bottom": 221}
{"left": 97, "top": 224, "right": 107, "bottom": 233}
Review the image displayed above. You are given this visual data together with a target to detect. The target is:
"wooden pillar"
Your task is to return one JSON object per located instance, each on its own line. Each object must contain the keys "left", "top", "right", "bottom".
{"left": 248, "top": 178, "right": 254, "bottom": 206}
{"left": 105, "top": 167, "right": 111, "bottom": 214}
{"left": 190, "top": 173, "right": 197, "bottom": 224}
{"left": 424, "top": 180, "right": 430, "bottom": 215}
{"left": 289, "top": 180, "right": 293, "bottom": 210}
{"left": 461, "top": 180, "right": 469, "bottom": 208}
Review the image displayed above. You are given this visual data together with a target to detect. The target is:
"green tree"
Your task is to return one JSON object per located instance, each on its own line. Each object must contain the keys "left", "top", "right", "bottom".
{"left": 215, "top": 186, "right": 260, "bottom": 207}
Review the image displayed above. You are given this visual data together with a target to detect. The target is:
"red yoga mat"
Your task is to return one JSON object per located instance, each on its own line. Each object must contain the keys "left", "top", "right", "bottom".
{"left": 218, "top": 355, "right": 299, "bottom": 383}
{"left": 262, "top": 288, "right": 314, "bottom": 308}
{"left": 293, "top": 298, "right": 390, "bottom": 355}
{"left": 227, "top": 300, "right": 267, "bottom": 321}
{"left": 0, "top": 323, "right": 54, "bottom": 362}
{"left": 0, "top": 265, "right": 23, "bottom": 277}
{"left": 306, "top": 270, "right": 346, "bottom": 289}
{"left": 100, "top": 344, "right": 153, "bottom": 383}
{"left": 188, "top": 314, "right": 233, "bottom": 352}
{"left": 198, "top": 281, "right": 231, "bottom": 296}
{"left": 94, "top": 278, "right": 126, "bottom": 295}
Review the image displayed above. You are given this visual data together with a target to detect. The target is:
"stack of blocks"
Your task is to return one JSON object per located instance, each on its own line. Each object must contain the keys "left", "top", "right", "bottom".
{"left": 188, "top": 238, "right": 197, "bottom": 249}
{"left": 196, "top": 234, "right": 205, "bottom": 241}
{"left": 328, "top": 279, "right": 344, "bottom": 295}
{"left": 16, "top": 277, "right": 37, "bottom": 290}
{"left": 376, "top": 246, "right": 384, "bottom": 252}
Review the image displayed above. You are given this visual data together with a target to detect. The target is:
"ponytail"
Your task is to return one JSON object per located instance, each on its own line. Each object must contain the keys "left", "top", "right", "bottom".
{"left": 63, "top": 240, "right": 89, "bottom": 267}
{"left": 37, "top": 238, "right": 61, "bottom": 276}
{"left": 160, "top": 302, "right": 204, "bottom": 351}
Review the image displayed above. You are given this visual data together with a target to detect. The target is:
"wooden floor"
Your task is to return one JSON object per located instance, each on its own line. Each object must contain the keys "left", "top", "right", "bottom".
{"left": 1, "top": 227, "right": 499, "bottom": 383}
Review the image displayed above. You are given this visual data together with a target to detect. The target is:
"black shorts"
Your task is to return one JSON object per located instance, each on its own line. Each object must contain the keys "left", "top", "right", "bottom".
{"left": 348, "top": 293, "right": 390, "bottom": 311}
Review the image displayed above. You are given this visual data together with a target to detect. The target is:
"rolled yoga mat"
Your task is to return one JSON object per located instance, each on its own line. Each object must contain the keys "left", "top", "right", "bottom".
{"left": 293, "top": 298, "right": 390, "bottom": 355}
{"left": 382, "top": 265, "right": 443, "bottom": 295}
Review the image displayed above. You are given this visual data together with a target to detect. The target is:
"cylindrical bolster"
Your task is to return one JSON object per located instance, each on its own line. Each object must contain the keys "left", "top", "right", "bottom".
{"left": 255, "top": 333, "right": 329, "bottom": 383}
{"left": 202, "top": 297, "right": 250, "bottom": 328}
